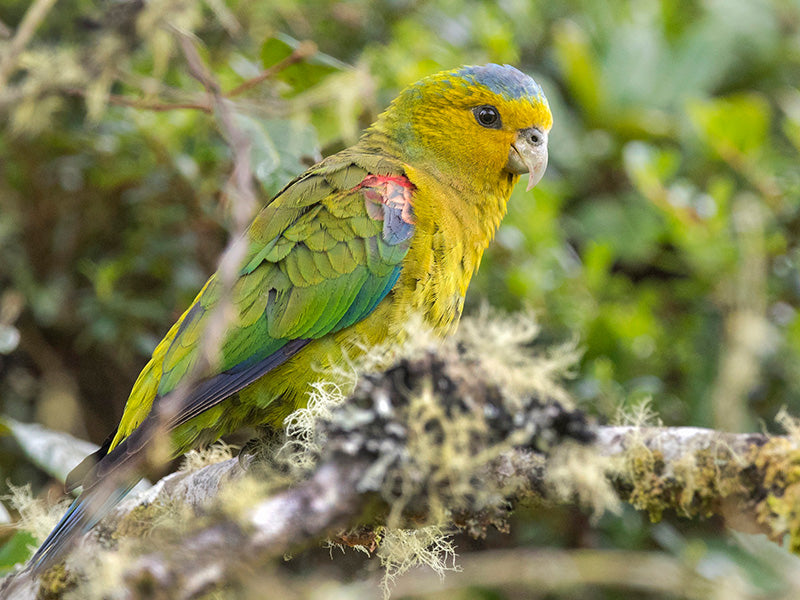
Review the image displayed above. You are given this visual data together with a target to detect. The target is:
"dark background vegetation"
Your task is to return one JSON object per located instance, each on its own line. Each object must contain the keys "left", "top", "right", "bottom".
{"left": 1, "top": 0, "right": 799, "bottom": 596}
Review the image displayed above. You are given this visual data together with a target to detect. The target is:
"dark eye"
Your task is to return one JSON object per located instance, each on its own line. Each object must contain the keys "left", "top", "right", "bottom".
{"left": 473, "top": 105, "right": 501, "bottom": 129}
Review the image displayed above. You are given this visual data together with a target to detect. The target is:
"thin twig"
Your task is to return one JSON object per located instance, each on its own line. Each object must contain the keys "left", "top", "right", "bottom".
{"left": 108, "top": 94, "right": 211, "bottom": 114}
{"left": 176, "top": 31, "right": 256, "bottom": 220}
{"left": 226, "top": 40, "right": 318, "bottom": 98}
{"left": 0, "top": 0, "right": 59, "bottom": 88}
{"left": 175, "top": 31, "right": 256, "bottom": 367}
{"left": 0, "top": 18, "right": 12, "bottom": 38}
{"left": 60, "top": 39, "right": 318, "bottom": 116}
{"left": 62, "top": 88, "right": 212, "bottom": 113}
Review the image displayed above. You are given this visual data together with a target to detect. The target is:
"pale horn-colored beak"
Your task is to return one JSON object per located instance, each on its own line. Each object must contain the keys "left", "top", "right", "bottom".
{"left": 505, "top": 127, "right": 549, "bottom": 191}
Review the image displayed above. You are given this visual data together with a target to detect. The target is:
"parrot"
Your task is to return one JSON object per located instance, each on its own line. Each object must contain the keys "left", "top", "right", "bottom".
{"left": 27, "top": 63, "right": 552, "bottom": 574}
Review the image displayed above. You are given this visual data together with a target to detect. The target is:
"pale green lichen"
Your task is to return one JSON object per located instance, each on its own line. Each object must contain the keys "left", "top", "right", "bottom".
{"left": 606, "top": 414, "right": 800, "bottom": 556}
{"left": 617, "top": 439, "right": 749, "bottom": 522}
{"left": 544, "top": 441, "right": 619, "bottom": 521}
{"left": 4, "top": 483, "right": 71, "bottom": 544}
{"left": 377, "top": 526, "right": 460, "bottom": 599}
{"left": 612, "top": 396, "right": 662, "bottom": 428}
{"left": 3, "top": 485, "right": 76, "bottom": 597}
{"left": 11, "top": 311, "right": 595, "bottom": 598}
{"left": 269, "top": 311, "right": 593, "bottom": 596}
{"left": 109, "top": 499, "right": 187, "bottom": 543}
{"left": 179, "top": 441, "right": 237, "bottom": 473}
{"left": 752, "top": 436, "right": 800, "bottom": 552}
{"left": 281, "top": 310, "right": 579, "bottom": 475}
{"left": 455, "top": 306, "right": 581, "bottom": 404}
{"left": 38, "top": 561, "right": 74, "bottom": 600}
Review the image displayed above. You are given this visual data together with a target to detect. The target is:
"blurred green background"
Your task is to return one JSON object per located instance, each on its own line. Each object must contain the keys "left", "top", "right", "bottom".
{"left": 1, "top": 0, "right": 800, "bottom": 596}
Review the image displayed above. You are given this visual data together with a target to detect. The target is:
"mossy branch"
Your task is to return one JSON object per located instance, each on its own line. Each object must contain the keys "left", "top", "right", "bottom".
{"left": 6, "top": 342, "right": 800, "bottom": 600}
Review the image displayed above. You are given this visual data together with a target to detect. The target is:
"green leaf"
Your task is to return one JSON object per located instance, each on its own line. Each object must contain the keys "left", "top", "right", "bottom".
{"left": 260, "top": 34, "right": 346, "bottom": 96}
{"left": 232, "top": 113, "right": 319, "bottom": 196}
{"left": 552, "top": 20, "right": 606, "bottom": 122}
{"left": 233, "top": 113, "right": 281, "bottom": 188}
{"left": 0, "top": 531, "right": 36, "bottom": 573}
{"left": 571, "top": 197, "right": 664, "bottom": 263}
{"left": 260, "top": 37, "right": 294, "bottom": 69}
{"left": 624, "top": 141, "right": 681, "bottom": 198}
{"left": 1, "top": 417, "right": 98, "bottom": 485}
{"left": 687, "top": 93, "right": 771, "bottom": 159}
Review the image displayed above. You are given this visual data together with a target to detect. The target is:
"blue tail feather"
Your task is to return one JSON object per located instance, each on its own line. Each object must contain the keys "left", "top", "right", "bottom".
{"left": 28, "top": 483, "right": 137, "bottom": 575}
{"left": 25, "top": 338, "right": 315, "bottom": 575}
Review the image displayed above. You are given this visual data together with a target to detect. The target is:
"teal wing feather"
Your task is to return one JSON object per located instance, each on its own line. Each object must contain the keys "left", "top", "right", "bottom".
{"left": 156, "top": 152, "right": 414, "bottom": 399}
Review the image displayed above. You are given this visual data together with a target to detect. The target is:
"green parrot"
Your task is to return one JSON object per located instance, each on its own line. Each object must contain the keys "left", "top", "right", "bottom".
{"left": 28, "top": 63, "right": 552, "bottom": 573}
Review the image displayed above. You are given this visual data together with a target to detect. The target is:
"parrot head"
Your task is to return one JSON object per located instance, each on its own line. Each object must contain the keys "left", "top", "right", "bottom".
{"left": 370, "top": 63, "right": 553, "bottom": 193}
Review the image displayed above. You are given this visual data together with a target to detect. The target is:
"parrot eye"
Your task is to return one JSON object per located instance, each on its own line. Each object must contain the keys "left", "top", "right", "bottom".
{"left": 473, "top": 105, "right": 501, "bottom": 129}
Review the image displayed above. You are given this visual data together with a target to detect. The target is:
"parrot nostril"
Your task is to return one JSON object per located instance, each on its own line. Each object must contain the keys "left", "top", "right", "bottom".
{"left": 530, "top": 131, "right": 542, "bottom": 145}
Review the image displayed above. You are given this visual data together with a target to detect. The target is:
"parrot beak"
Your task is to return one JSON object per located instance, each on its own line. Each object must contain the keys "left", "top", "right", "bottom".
{"left": 506, "top": 127, "right": 549, "bottom": 191}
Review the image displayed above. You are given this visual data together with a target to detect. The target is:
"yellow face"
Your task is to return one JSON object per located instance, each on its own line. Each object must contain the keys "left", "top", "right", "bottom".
{"left": 377, "top": 64, "right": 553, "bottom": 192}
{"left": 464, "top": 88, "right": 552, "bottom": 190}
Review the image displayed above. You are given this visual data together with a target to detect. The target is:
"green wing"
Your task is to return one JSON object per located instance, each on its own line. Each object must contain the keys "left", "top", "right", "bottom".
{"left": 36, "top": 149, "right": 417, "bottom": 574}
{"left": 111, "top": 149, "right": 415, "bottom": 448}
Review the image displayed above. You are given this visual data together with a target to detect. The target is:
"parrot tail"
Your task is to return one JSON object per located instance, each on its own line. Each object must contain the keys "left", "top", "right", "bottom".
{"left": 26, "top": 413, "right": 159, "bottom": 575}
{"left": 27, "top": 482, "right": 138, "bottom": 575}
{"left": 26, "top": 338, "right": 313, "bottom": 575}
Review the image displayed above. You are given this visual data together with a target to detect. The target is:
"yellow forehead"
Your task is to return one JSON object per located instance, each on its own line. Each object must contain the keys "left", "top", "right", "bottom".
{"left": 410, "top": 65, "right": 553, "bottom": 132}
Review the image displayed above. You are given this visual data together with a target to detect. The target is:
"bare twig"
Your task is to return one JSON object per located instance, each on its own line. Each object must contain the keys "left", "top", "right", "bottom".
{"left": 91, "top": 91, "right": 212, "bottom": 114}
{"left": 226, "top": 40, "right": 318, "bottom": 98}
{"left": 0, "top": 18, "right": 12, "bottom": 39}
{"left": 174, "top": 30, "right": 256, "bottom": 372}
{"left": 57, "top": 35, "right": 318, "bottom": 117}
{"left": 0, "top": 0, "right": 59, "bottom": 88}
{"left": 595, "top": 425, "right": 769, "bottom": 460}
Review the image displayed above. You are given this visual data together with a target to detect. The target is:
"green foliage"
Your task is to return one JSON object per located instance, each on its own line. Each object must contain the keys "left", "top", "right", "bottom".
{"left": 0, "top": 531, "right": 36, "bottom": 574}
{"left": 1, "top": 0, "right": 800, "bottom": 595}
{"left": 260, "top": 34, "right": 345, "bottom": 96}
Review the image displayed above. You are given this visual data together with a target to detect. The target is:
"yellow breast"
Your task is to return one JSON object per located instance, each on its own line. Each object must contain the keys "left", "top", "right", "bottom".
{"left": 389, "top": 164, "right": 517, "bottom": 333}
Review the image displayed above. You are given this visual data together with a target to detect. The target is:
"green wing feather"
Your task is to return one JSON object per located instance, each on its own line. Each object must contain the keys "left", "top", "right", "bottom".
{"left": 109, "top": 149, "right": 413, "bottom": 450}
{"left": 38, "top": 150, "right": 415, "bottom": 579}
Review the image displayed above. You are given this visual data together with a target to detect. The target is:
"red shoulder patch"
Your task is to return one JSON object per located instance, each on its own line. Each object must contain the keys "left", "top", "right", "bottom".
{"left": 359, "top": 174, "right": 416, "bottom": 225}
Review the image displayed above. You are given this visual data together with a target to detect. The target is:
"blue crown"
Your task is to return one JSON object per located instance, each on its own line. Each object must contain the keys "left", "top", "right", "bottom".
{"left": 455, "top": 64, "right": 544, "bottom": 101}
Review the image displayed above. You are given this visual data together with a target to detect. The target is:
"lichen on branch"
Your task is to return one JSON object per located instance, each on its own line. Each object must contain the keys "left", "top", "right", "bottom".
{"left": 5, "top": 315, "right": 800, "bottom": 600}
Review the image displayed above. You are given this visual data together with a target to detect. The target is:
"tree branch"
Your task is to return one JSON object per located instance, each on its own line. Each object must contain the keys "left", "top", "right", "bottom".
{"left": 6, "top": 346, "right": 799, "bottom": 599}
{"left": 6, "top": 348, "right": 800, "bottom": 600}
